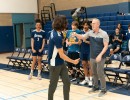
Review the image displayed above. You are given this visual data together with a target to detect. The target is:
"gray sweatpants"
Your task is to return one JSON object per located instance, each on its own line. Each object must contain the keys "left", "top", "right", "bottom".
{"left": 48, "top": 63, "right": 70, "bottom": 100}
{"left": 90, "top": 58, "right": 106, "bottom": 91}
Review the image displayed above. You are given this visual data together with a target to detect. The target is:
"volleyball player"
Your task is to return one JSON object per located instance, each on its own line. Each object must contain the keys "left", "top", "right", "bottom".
{"left": 28, "top": 19, "right": 45, "bottom": 80}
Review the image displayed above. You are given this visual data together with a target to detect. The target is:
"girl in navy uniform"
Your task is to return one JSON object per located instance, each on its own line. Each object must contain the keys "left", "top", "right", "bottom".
{"left": 28, "top": 19, "right": 45, "bottom": 80}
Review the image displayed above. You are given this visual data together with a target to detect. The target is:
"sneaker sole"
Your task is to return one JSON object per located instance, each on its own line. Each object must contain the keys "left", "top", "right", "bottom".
{"left": 28, "top": 76, "right": 32, "bottom": 80}
{"left": 98, "top": 92, "right": 107, "bottom": 97}
{"left": 88, "top": 90, "right": 99, "bottom": 94}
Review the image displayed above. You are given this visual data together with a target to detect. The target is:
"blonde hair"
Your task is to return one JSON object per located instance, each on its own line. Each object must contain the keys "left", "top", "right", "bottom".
{"left": 92, "top": 18, "right": 100, "bottom": 25}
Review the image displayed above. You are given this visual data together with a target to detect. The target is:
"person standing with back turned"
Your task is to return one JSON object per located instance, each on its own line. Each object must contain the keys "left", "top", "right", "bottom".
{"left": 48, "top": 15, "right": 80, "bottom": 100}
{"left": 72, "top": 18, "right": 109, "bottom": 97}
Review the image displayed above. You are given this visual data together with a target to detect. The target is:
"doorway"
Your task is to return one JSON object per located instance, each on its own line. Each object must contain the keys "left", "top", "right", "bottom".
{"left": 14, "top": 23, "right": 24, "bottom": 48}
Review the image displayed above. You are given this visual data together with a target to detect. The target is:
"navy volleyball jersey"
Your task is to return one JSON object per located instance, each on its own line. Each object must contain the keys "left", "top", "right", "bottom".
{"left": 31, "top": 29, "right": 46, "bottom": 50}
{"left": 48, "top": 30, "right": 64, "bottom": 66}
{"left": 80, "top": 30, "right": 90, "bottom": 54}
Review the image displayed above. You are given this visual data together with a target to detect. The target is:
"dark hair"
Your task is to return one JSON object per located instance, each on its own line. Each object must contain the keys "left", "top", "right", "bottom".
{"left": 128, "top": 24, "right": 130, "bottom": 28}
{"left": 35, "top": 19, "right": 42, "bottom": 24}
{"left": 115, "top": 27, "right": 120, "bottom": 30}
{"left": 72, "top": 21, "right": 79, "bottom": 28}
{"left": 117, "top": 23, "right": 122, "bottom": 28}
{"left": 52, "top": 15, "right": 68, "bottom": 31}
{"left": 82, "top": 20, "right": 90, "bottom": 26}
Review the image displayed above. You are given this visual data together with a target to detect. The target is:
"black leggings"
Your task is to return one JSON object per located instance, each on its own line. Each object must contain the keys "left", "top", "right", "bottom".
{"left": 67, "top": 52, "right": 80, "bottom": 70}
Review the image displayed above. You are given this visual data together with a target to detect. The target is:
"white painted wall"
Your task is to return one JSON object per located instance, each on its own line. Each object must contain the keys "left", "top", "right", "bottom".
{"left": 0, "top": 0, "right": 38, "bottom": 13}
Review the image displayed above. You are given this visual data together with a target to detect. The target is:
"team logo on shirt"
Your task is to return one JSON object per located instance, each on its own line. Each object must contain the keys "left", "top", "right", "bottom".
{"left": 113, "top": 55, "right": 118, "bottom": 59}
{"left": 126, "top": 56, "right": 130, "bottom": 61}
{"left": 34, "top": 34, "right": 43, "bottom": 38}
{"left": 69, "top": 32, "right": 76, "bottom": 42}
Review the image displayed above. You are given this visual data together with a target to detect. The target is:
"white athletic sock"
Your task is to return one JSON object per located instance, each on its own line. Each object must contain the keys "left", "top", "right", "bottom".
{"left": 85, "top": 77, "right": 89, "bottom": 81}
{"left": 129, "top": 40, "right": 130, "bottom": 51}
{"left": 30, "top": 69, "right": 33, "bottom": 75}
{"left": 89, "top": 76, "right": 93, "bottom": 81}
{"left": 38, "top": 70, "right": 41, "bottom": 76}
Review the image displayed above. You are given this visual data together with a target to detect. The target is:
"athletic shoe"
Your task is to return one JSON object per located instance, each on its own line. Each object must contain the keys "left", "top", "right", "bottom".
{"left": 58, "top": 77, "right": 62, "bottom": 82}
{"left": 98, "top": 90, "right": 107, "bottom": 97}
{"left": 88, "top": 80, "right": 93, "bottom": 87}
{"left": 37, "top": 75, "right": 42, "bottom": 80}
{"left": 70, "top": 78, "right": 76, "bottom": 82}
{"left": 88, "top": 87, "right": 99, "bottom": 94}
{"left": 28, "top": 74, "right": 33, "bottom": 80}
{"left": 79, "top": 80, "right": 88, "bottom": 85}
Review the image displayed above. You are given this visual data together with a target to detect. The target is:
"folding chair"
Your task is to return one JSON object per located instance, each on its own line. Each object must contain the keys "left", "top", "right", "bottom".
{"left": 112, "top": 55, "right": 130, "bottom": 86}
{"left": 20, "top": 49, "right": 32, "bottom": 69}
{"left": 6, "top": 48, "right": 21, "bottom": 68}
{"left": 32, "top": 48, "right": 49, "bottom": 71}
{"left": 79, "top": 61, "right": 85, "bottom": 77}
{"left": 14, "top": 48, "right": 27, "bottom": 69}
{"left": 104, "top": 54, "right": 122, "bottom": 82}
{"left": 126, "top": 72, "right": 130, "bottom": 89}
{"left": 42, "top": 49, "right": 49, "bottom": 71}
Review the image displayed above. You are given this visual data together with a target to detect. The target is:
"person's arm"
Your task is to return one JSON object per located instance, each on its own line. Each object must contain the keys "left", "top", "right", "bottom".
{"left": 96, "top": 33, "right": 109, "bottom": 62}
{"left": 31, "top": 32, "right": 36, "bottom": 53}
{"left": 66, "top": 38, "right": 71, "bottom": 46}
{"left": 117, "top": 38, "right": 122, "bottom": 42}
{"left": 83, "top": 39, "right": 90, "bottom": 44}
{"left": 96, "top": 41, "right": 108, "bottom": 62}
{"left": 31, "top": 38, "right": 36, "bottom": 53}
{"left": 54, "top": 34, "right": 80, "bottom": 64}
{"left": 73, "top": 32, "right": 89, "bottom": 40}
{"left": 117, "top": 35, "right": 122, "bottom": 43}
{"left": 86, "top": 41, "right": 90, "bottom": 44}
{"left": 39, "top": 39, "right": 45, "bottom": 52}
{"left": 112, "top": 35, "right": 116, "bottom": 42}
{"left": 70, "top": 39, "right": 81, "bottom": 45}
{"left": 112, "top": 38, "right": 115, "bottom": 42}
{"left": 58, "top": 48, "right": 79, "bottom": 65}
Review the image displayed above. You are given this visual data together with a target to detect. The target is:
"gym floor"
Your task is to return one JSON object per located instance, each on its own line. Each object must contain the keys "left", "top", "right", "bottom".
{"left": 0, "top": 53, "right": 130, "bottom": 100}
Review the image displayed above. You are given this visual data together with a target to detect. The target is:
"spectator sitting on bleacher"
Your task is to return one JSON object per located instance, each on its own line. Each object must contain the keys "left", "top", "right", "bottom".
{"left": 110, "top": 28, "right": 123, "bottom": 55}
{"left": 117, "top": 11, "right": 125, "bottom": 16}
{"left": 117, "top": 23, "right": 124, "bottom": 35}
{"left": 126, "top": 24, "right": 130, "bottom": 51}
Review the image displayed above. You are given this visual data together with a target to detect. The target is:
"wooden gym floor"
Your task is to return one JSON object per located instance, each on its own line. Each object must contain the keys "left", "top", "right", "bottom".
{"left": 0, "top": 53, "right": 130, "bottom": 100}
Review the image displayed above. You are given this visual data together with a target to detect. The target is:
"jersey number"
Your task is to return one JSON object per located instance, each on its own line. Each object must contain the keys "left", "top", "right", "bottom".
{"left": 37, "top": 38, "right": 39, "bottom": 41}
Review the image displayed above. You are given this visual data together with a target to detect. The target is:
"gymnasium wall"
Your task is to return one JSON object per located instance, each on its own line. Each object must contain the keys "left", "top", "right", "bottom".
{"left": 12, "top": 14, "right": 35, "bottom": 49}
{"left": 39, "top": 0, "right": 130, "bottom": 17}
{"left": 0, "top": 14, "right": 12, "bottom": 26}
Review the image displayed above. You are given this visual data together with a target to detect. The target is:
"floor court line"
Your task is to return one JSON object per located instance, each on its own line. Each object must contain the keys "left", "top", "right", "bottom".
{"left": 0, "top": 81, "right": 128, "bottom": 100}
{"left": 0, "top": 71, "right": 47, "bottom": 86}
{"left": 6, "top": 85, "right": 63, "bottom": 100}
{"left": 0, "top": 97, "right": 5, "bottom": 100}
{"left": 81, "top": 85, "right": 124, "bottom": 100}
{"left": 8, "top": 85, "right": 124, "bottom": 100}
{"left": 0, "top": 66, "right": 128, "bottom": 100}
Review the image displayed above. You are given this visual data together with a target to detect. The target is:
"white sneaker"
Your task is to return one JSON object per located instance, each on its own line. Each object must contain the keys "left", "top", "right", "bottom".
{"left": 79, "top": 80, "right": 88, "bottom": 85}
{"left": 88, "top": 80, "right": 93, "bottom": 87}
{"left": 70, "top": 78, "right": 76, "bottom": 82}
{"left": 37, "top": 75, "right": 42, "bottom": 80}
{"left": 28, "top": 74, "right": 33, "bottom": 80}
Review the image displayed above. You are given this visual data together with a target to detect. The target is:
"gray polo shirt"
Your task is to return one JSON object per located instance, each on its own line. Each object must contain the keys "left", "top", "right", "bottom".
{"left": 83, "top": 29, "right": 109, "bottom": 59}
